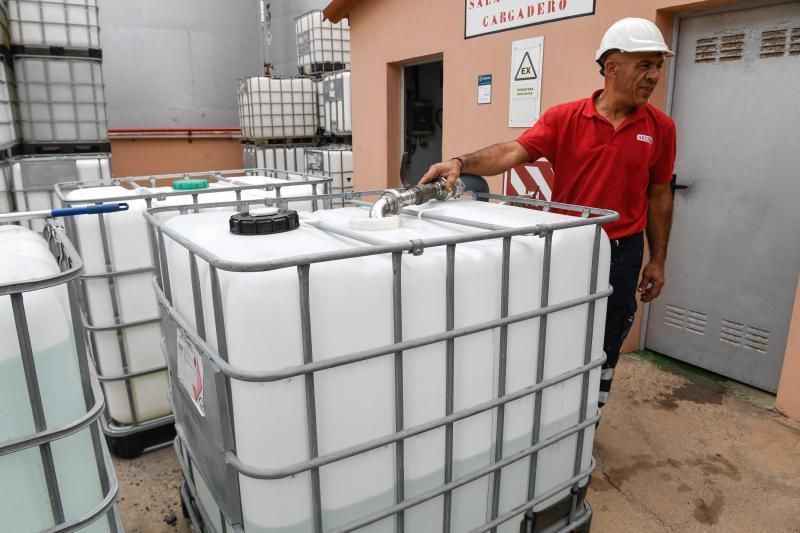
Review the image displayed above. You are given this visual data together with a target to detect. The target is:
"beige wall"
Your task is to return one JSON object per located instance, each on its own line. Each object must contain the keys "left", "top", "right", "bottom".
{"left": 348, "top": 0, "right": 713, "bottom": 192}
{"left": 345, "top": 0, "right": 800, "bottom": 417}
{"left": 777, "top": 277, "right": 800, "bottom": 420}
{"left": 109, "top": 137, "right": 244, "bottom": 178}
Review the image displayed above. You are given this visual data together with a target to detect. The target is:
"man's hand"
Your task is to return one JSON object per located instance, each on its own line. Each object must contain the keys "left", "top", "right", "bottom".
{"left": 419, "top": 159, "right": 462, "bottom": 191}
{"left": 638, "top": 261, "right": 665, "bottom": 302}
{"left": 416, "top": 142, "right": 532, "bottom": 192}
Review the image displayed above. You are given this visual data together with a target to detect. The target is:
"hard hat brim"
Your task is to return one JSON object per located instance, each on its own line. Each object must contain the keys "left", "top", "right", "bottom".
{"left": 595, "top": 47, "right": 675, "bottom": 62}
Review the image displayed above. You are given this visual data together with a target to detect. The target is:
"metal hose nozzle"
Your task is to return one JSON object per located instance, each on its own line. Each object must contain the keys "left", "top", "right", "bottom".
{"left": 370, "top": 178, "right": 464, "bottom": 218}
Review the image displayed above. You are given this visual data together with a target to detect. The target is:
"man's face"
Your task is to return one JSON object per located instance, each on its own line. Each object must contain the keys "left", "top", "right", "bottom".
{"left": 606, "top": 51, "right": 665, "bottom": 106}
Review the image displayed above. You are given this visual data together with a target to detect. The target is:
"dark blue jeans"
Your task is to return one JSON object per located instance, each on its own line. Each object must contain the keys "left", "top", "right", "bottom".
{"left": 599, "top": 232, "right": 644, "bottom": 407}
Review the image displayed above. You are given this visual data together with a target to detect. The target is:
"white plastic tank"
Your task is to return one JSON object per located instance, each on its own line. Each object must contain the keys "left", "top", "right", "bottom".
{"left": 0, "top": 161, "right": 12, "bottom": 214}
{"left": 8, "top": 0, "right": 100, "bottom": 48}
{"left": 295, "top": 10, "right": 350, "bottom": 75}
{"left": 321, "top": 70, "right": 352, "bottom": 135}
{"left": 64, "top": 179, "right": 269, "bottom": 426}
{"left": 238, "top": 77, "right": 317, "bottom": 140}
{"left": 14, "top": 55, "right": 107, "bottom": 143}
{"left": 241, "top": 144, "right": 308, "bottom": 173}
{"left": 315, "top": 79, "right": 325, "bottom": 133}
{"left": 11, "top": 154, "right": 111, "bottom": 232}
{"left": 0, "top": 225, "right": 110, "bottom": 532}
{"left": 162, "top": 200, "right": 608, "bottom": 532}
{"left": 261, "top": 0, "right": 329, "bottom": 76}
{"left": 0, "top": 0, "right": 10, "bottom": 49}
{"left": 223, "top": 174, "right": 325, "bottom": 213}
{"left": 0, "top": 59, "right": 19, "bottom": 148}
{"left": 66, "top": 185, "right": 170, "bottom": 426}
{"left": 241, "top": 143, "right": 256, "bottom": 169}
{"left": 305, "top": 145, "right": 353, "bottom": 206}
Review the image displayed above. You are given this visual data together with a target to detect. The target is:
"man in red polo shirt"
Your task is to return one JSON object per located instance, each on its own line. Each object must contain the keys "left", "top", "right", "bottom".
{"left": 420, "top": 18, "right": 676, "bottom": 407}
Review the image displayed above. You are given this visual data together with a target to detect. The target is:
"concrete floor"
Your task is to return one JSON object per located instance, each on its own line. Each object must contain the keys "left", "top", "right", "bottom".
{"left": 114, "top": 353, "right": 800, "bottom": 532}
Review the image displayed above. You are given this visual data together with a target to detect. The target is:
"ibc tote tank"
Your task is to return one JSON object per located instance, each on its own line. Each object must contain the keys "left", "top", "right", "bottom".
{"left": 62, "top": 176, "right": 325, "bottom": 430}
{"left": 155, "top": 195, "right": 611, "bottom": 532}
{"left": 320, "top": 70, "right": 352, "bottom": 135}
{"left": 262, "top": 0, "right": 329, "bottom": 77}
{"left": 0, "top": 224, "right": 120, "bottom": 532}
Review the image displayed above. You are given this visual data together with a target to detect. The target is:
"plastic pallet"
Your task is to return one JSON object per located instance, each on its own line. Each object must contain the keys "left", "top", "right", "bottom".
{"left": 106, "top": 422, "right": 176, "bottom": 459}
{"left": 11, "top": 44, "right": 102, "bottom": 60}
{"left": 241, "top": 136, "right": 319, "bottom": 146}
{"left": 299, "top": 61, "right": 348, "bottom": 77}
{"left": 19, "top": 141, "right": 111, "bottom": 156}
{"left": 0, "top": 143, "right": 22, "bottom": 161}
{"left": 318, "top": 134, "right": 353, "bottom": 145}
{"left": 518, "top": 482, "right": 592, "bottom": 533}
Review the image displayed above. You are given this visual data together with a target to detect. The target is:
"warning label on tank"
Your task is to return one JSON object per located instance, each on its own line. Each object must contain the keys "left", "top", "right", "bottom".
{"left": 177, "top": 330, "right": 205, "bottom": 417}
{"left": 297, "top": 31, "right": 311, "bottom": 56}
{"left": 324, "top": 77, "right": 344, "bottom": 102}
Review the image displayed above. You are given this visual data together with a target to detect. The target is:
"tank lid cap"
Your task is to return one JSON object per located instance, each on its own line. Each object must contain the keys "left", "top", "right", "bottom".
{"left": 172, "top": 179, "right": 209, "bottom": 190}
{"left": 229, "top": 210, "right": 300, "bottom": 235}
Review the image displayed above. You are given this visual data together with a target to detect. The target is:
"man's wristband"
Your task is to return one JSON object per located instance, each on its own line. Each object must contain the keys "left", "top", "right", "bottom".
{"left": 450, "top": 157, "right": 464, "bottom": 174}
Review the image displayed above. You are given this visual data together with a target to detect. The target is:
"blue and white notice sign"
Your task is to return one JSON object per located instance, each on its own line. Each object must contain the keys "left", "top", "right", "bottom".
{"left": 478, "top": 74, "right": 492, "bottom": 104}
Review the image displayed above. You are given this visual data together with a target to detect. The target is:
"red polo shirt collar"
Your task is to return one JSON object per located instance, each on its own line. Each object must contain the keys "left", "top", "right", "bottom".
{"left": 581, "top": 89, "right": 647, "bottom": 126}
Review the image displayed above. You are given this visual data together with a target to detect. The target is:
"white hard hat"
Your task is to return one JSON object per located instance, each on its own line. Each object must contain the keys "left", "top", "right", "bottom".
{"left": 595, "top": 17, "right": 674, "bottom": 61}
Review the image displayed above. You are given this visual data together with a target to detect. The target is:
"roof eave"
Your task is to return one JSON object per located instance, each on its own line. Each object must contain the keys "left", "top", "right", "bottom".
{"left": 323, "top": 0, "right": 363, "bottom": 23}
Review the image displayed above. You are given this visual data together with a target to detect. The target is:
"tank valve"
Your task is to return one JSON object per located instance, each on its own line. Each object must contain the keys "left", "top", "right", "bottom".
{"left": 370, "top": 177, "right": 464, "bottom": 218}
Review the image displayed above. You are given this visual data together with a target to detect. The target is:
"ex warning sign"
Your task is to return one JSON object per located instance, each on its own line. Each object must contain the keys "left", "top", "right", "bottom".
{"left": 509, "top": 36, "right": 543, "bottom": 128}
{"left": 514, "top": 52, "right": 537, "bottom": 81}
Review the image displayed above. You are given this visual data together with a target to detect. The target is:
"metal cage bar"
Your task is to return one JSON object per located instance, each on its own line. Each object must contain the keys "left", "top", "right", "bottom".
{"left": 527, "top": 230, "right": 552, "bottom": 503}
{"left": 489, "top": 236, "right": 512, "bottom": 532}
{"left": 391, "top": 251, "right": 405, "bottom": 533}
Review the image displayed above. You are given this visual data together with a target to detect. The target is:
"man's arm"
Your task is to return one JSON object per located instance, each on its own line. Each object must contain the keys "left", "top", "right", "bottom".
{"left": 639, "top": 182, "right": 673, "bottom": 302}
{"left": 418, "top": 141, "right": 532, "bottom": 191}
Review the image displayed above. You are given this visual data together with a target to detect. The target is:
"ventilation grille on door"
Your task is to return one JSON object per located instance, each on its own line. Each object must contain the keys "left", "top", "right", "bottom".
{"left": 665, "top": 305, "right": 707, "bottom": 335}
{"left": 720, "top": 320, "right": 769, "bottom": 354}
{"left": 695, "top": 33, "right": 745, "bottom": 63}
{"left": 760, "top": 29, "right": 788, "bottom": 57}
{"left": 759, "top": 27, "right": 800, "bottom": 58}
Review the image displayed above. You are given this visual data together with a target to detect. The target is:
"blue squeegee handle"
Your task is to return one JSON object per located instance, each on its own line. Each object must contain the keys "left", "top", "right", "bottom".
{"left": 51, "top": 203, "right": 130, "bottom": 217}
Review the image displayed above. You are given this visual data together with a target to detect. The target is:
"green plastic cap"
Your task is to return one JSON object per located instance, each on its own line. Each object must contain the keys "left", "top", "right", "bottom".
{"left": 172, "top": 179, "right": 209, "bottom": 190}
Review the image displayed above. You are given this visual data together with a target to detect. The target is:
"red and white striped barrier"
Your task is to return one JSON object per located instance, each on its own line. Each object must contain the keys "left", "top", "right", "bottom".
{"left": 503, "top": 159, "right": 554, "bottom": 201}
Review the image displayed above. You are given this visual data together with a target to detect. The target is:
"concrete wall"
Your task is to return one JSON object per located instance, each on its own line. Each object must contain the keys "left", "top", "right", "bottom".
{"left": 109, "top": 137, "right": 243, "bottom": 177}
{"left": 98, "top": 0, "right": 262, "bottom": 128}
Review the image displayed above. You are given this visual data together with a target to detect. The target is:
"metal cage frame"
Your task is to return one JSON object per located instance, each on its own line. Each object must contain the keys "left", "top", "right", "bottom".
{"left": 145, "top": 190, "right": 617, "bottom": 533}
{"left": 0, "top": 223, "right": 122, "bottom": 532}
{"left": 54, "top": 169, "right": 332, "bottom": 443}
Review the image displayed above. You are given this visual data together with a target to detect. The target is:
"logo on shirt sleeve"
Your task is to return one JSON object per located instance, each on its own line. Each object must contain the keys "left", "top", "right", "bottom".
{"left": 636, "top": 133, "right": 654, "bottom": 144}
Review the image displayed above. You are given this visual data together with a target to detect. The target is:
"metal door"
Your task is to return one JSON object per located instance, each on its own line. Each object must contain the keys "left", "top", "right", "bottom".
{"left": 646, "top": 3, "right": 800, "bottom": 392}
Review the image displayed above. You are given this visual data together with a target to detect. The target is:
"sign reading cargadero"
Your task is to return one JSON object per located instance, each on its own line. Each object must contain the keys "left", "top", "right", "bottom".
{"left": 465, "top": 0, "right": 595, "bottom": 38}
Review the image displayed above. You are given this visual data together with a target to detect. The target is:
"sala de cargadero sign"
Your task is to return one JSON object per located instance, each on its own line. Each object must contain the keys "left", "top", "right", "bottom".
{"left": 465, "top": 0, "right": 595, "bottom": 38}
